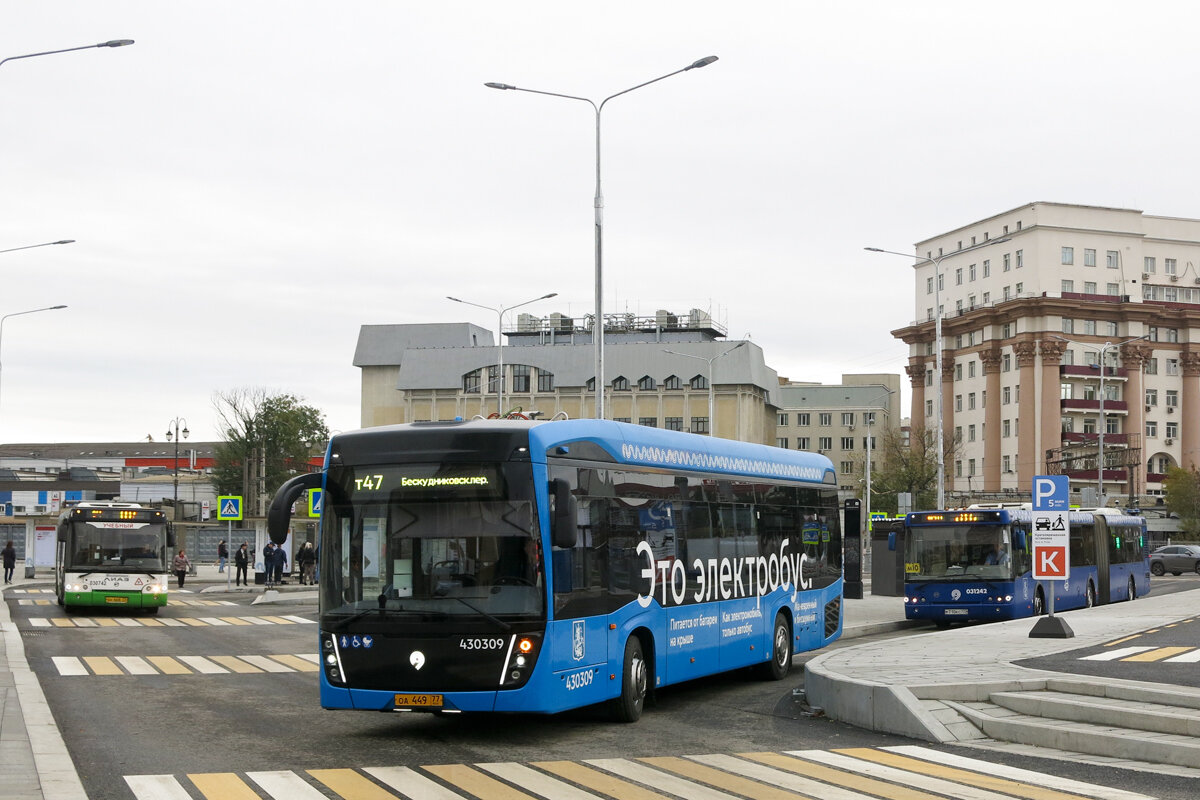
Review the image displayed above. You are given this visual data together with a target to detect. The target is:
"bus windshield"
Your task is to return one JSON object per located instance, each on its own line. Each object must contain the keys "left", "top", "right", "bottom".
{"left": 67, "top": 523, "right": 166, "bottom": 571}
{"left": 321, "top": 462, "right": 544, "bottom": 624}
{"left": 905, "top": 524, "right": 1014, "bottom": 581}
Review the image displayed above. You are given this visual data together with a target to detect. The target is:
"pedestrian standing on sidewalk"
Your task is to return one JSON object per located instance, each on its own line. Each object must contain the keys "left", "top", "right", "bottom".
{"left": 262, "top": 542, "right": 276, "bottom": 588}
{"left": 216, "top": 539, "right": 228, "bottom": 573}
{"left": 234, "top": 542, "right": 249, "bottom": 586}
{"left": 2, "top": 540, "right": 16, "bottom": 584}
{"left": 297, "top": 541, "right": 316, "bottom": 585}
{"left": 271, "top": 542, "right": 289, "bottom": 586}
{"left": 172, "top": 549, "right": 191, "bottom": 589}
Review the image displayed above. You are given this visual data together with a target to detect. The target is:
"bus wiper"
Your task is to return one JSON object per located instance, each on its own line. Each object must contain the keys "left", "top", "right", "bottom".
{"left": 440, "top": 595, "right": 511, "bottom": 632}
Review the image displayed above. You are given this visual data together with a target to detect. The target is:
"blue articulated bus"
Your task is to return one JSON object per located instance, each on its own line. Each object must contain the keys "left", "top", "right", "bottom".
{"left": 899, "top": 507, "right": 1149, "bottom": 625}
{"left": 268, "top": 418, "right": 843, "bottom": 721}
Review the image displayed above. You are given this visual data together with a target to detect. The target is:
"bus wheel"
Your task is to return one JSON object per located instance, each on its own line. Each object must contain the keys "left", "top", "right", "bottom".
{"left": 144, "top": 606, "right": 160, "bottom": 616}
{"left": 757, "top": 612, "right": 792, "bottom": 680}
{"left": 1126, "top": 577, "right": 1136, "bottom": 602}
{"left": 1033, "top": 588, "right": 1045, "bottom": 616}
{"left": 1085, "top": 582, "right": 1095, "bottom": 608}
{"left": 56, "top": 590, "right": 64, "bottom": 607}
{"left": 609, "top": 637, "right": 647, "bottom": 723}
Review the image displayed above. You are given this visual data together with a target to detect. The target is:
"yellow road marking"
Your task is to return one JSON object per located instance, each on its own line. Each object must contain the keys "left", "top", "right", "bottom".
{"left": 258, "top": 616, "right": 294, "bottom": 624}
{"left": 51, "top": 618, "right": 74, "bottom": 627}
{"left": 1123, "top": 647, "right": 1193, "bottom": 662}
{"left": 95, "top": 618, "right": 120, "bottom": 627}
{"left": 82, "top": 656, "right": 122, "bottom": 676}
{"left": 267, "top": 654, "right": 319, "bottom": 672}
{"left": 180, "top": 618, "right": 209, "bottom": 626}
{"left": 309, "top": 768, "right": 402, "bottom": 799}
{"left": 209, "top": 656, "right": 263, "bottom": 674}
{"left": 534, "top": 760, "right": 673, "bottom": 800}
{"left": 642, "top": 755, "right": 813, "bottom": 799}
{"left": 188, "top": 772, "right": 262, "bottom": 800}
{"left": 146, "top": 656, "right": 191, "bottom": 675}
{"left": 424, "top": 764, "right": 538, "bottom": 799}
{"left": 1104, "top": 634, "right": 1141, "bottom": 646}
{"left": 218, "top": 616, "right": 254, "bottom": 626}
{"left": 739, "top": 752, "right": 944, "bottom": 800}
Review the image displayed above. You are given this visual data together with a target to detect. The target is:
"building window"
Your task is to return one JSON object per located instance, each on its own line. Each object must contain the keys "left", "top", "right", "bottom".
{"left": 1166, "top": 422, "right": 1179, "bottom": 439}
{"left": 1003, "top": 419, "right": 1011, "bottom": 437}
{"left": 968, "top": 459, "right": 976, "bottom": 476}
{"left": 511, "top": 364, "right": 531, "bottom": 393}
{"left": 955, "top": 267, "right": 963, "bottom": 285}
{"left": 1062, "top": 318, "right": 1074, "bottom": 334}
{"left": 840, "top": 461, "right": 854, "bottom": 475}
{"left": 955, "top": 460, "right": 963, "bottom": 478}
{"left": 925, "top": 399, "right": 933, "bottom": 417}
{"left": 841, "top": 412, "right": 855, "bottom": 426}
{"left": 1061, "top": 246, "right": 1074, "bottom": 265}
{"left": 1016, "top": 251, "right": 1023, "bottom": 268}
{"left": 1145, "top": 358, "right": 1158, "bottom": 375}
{"left": 968, "top": 360, "right": 976, "bottom": 378}
{"left": 1003, "top": 253, "right": 1011, "bottom": 271}
{"left": 797, "top": 413, "right": 810, "bottom": 426}
{"left": 1083, "top": 248, "right": 1096, "bottom": 267}
{"left": 778, "top": 413, "right": 789, "bottom": 426}
{"left": 638, "top": 417, "right": 657, "bottom": 427}
{"left": 463, "top": 369, "right": 482, "bottom": 394}
{"left": 778, "top": 438, "right": 789, "bottom": 449}
{"left": 664, "top": 417, "right": 684, "bottom": 431}
{"left": 983, "top": 259, "right": 991, "bottom": 277}
{"left": 1146, "top": 389, "right": 1158, "bottom": 406}
{"left": 796, "top": 437, "right": 810, "bottom": 450}
{"left": 1061, "top": 279, "right": 1074, "bottom": 293}
{"left": 969, "top": 263, "right": 977, "bottom": 281}
{"left": 926, "top": 276, "right": 934, "bottom": 294}
{"left": 955, "top": 394, "right": 963, "bottom": 412}
{"left": 692, "top": 417, "right": 709, "bottom": 434}
{"left": 1167, "top": 358, "right": 1180, "bottom": 376}
{"left": 1166, "top": 389, "right": 1178, "bottom": 408}
{"left": 1002, "top": 386, "right": 1012, "bottom": 405}
{"left": 1166, "top": 328, "right": 1179, "bottom": 343}
{"left": 1106, "top": 284, "right": 1119, "bottom": 296}
{"left": 488, "top": 365, "right": 504, "bottom": 394}
{"left": 637, "top": 375, "right": 655, "bottom": 391}
{"left": 841, "top": 437, "right": 855, "bottom": 450}
{"left": 819, "top": 413, "right": 832, "bottom": 426}
{"left": 613, "top": 417, "right": 631, "bottom": 423}
{"left": 1015, "top": 282, "right": 1023, "bottom": 294}
{"left": 818, "top": 436, "right": 832, "bottom": 451}
{"left": 968, "top": 392, "right": 977, "bottom": 410}
{"left": 955, "top": 363, "right": 963, "bottom": 381}
{"left": 611, "top": 375, "right": 629, "bottom": 391}
{"left": 663, "top": 375, "right": 682, "bottom": 390}
{"left": 1144, "top": 256, "right": 1156, "bottom": 274}
{"left": 1083, "top": 281, "right": 1097, "bottom": 295}
{"left": 1002, "top": 455, "right": 1012, "bottom": 473}
{"left": 1084, "top": 319, "right": 1096, "bottom": 335}
{"left": 537, "top": 370, "right": 555, "bottom": 392}
{"left": 689, "top": 375, "right": 708, "bottom": 390}
{"left": 982, "top": 291, "right": 990, "bottom": 304}
{"left": 968, "top": 424, "right": 976, "bottom": 442}
{"left": 1166, "top": 258, "right": 1178, "bottom": 275}
{"left": 1003, "top": 323, "right": 1013, "bottom": 339}
{"left": 1146, "top": 420, "right": 1157, "bottom": 438}
{"left": 1107, "top": 250, "right": 1119, "bottom": 269}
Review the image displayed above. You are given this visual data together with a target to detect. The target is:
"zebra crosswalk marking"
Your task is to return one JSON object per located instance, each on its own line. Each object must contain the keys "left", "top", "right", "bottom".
{"left": 51, "top": 653, "right": 317, "bottom": 677}
{"left": 1164, "top": 649, "right": 1200, "bottom": 662}
{"left": 478, "top": 762, "right": 606, "bottom": 800}
{"left": 638, "top": 756, "right": 800, "bottom": 800}
{"left": 188, "top": 772, "right": 260, "bottom": 800}
{"left": 123, "top": 747, "right": 1159, "bottom": 800}
{"left": 146, "top": 656, "right": 190, "bottom": 675}
{"left": 424, "top": 764, "right": 539, "bottom": 800}
{"left": 82, "top": 656, "right": 122, "bottom": 676}
{"left": 882, "top": 745, "right": 1154, "bottom": 800}
{"left": 835, "top": 747, "right": 1093, "bottom": 800}
{"left": 740, "top": 752, "right": 939, "bottom": 800}
{"left": 533, "top": 760, "right": 674, "bottom": 800}
{"left": 209, "top": 655, "right": 263, "bottom": 674}
{"left": 589, "top": 758, "right": 738, "bottom": 800}
{"left": 363, "top": 765, "right": 466, "bottom": 800}
{"left": 219, "top": 616, "right": 254, "bottom": 625}
{"left": 309, "top": 768, "right": 403, "bottom": 800}
{"left": 687, "top": 754, "right": 864, "bottom": 800}
{"left": 26, "top": 613, "right": 314, "bottom": 628}
{"left": 247, "top": 770, "right": 329, "bottom": 800}
{"left": 50, "top": 657, "right": 87, "bottom": 676}
{"left": 1121, "top": 646, "right": 1192, "bottom": 662}
{"left": 265, "top": 654, "right": 318, "bottom": 672}
{"left": 177, "top": 656, "right": 228, "bottom": 674}
{"left": 116, "top": 656, "right": 157, "bottom": 676}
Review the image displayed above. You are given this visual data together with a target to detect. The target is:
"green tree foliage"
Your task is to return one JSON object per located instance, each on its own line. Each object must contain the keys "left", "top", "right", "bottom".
{"left": 211, "top": 388, "right": 329, "bottom": 506}
{"left": 862, "top": 425, "right": 945, "bottom": 514}
{"left": 1163, "top": 466, "right": 1200, "bottom": 535}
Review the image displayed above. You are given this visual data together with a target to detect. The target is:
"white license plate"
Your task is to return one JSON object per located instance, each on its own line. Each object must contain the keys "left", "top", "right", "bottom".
{"left": 944, "top": 609, "right": 968, "bottom": 615}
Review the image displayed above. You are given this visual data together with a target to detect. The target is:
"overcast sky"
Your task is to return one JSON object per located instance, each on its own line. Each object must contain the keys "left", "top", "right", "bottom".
{"left": 2, "top": 2, "right": 1196, "bottom": 444}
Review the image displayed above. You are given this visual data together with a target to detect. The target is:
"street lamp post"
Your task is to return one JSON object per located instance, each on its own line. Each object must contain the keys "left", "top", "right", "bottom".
{"left": 1053, "top": 334, "right": 1148, "bottom": 507}
{"left": 448, "top": 293, "right": 558, "bottom": 417}
{"left": 661, "top": 341, "right": 746, "bottom": 436}
{"left": 1, "top": 39, "right": 134, "bottom": 69}
{"left": 166, "top": 418, "right": 189, "bottom": 522}
{"left": 865, "top": 238, "right": 1010, "bottom": 509}
{"left": 0, "top": 240, "right": 74, "bottom": 255}
{"left": 0, "top": 304, "right": 68, "bottom": 421}
{"left": 486, "top": 55, "right": 719, "bottom": 420}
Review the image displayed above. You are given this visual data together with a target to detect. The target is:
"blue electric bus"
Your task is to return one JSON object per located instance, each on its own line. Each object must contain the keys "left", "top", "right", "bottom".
{"left": 899, "top": 507, "right": 1149, "bottom": 624}
{"left": 268, "top": 418, "right": 843, "bottom": 721}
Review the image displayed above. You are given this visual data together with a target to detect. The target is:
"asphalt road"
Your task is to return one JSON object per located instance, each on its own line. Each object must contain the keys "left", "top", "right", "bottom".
{"left": 11, "top": 583, "right": 1200, "bottom": 800}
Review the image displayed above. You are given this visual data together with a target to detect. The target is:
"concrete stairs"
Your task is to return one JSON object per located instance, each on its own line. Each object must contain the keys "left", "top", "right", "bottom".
{"left": 943, "top": 678, "right": 1200, "bottom": 768}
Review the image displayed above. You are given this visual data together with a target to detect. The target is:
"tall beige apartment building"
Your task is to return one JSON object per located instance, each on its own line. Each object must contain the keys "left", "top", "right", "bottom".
{"left": 892, "top": 202, "right": 1200, "bottom": 503}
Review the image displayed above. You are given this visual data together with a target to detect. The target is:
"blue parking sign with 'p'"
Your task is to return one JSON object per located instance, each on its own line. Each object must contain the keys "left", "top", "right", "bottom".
{"left": 1032, "top": 475, "right": 1069, "bottom": 511}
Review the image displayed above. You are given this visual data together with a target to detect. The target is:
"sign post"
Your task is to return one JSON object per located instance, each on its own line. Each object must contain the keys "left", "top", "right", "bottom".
{"left": 1029, "top": 476, "right": 1073, "bottom": 639}
{"left": 217, "top": 496, "right": 243, "bottom": 593}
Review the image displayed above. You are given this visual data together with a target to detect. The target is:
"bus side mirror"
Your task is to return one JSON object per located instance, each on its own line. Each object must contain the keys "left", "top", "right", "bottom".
{"left": 551, "top": 478, "right": 577, "bottom": 549}
{"left": 268, "top": 473, "right": 323, "bottom": 545}
{"left": 887, "top": 531, "right": 896, "bottom": 551}
{"left": 1015, "top": 530, "right": 1028, "bottom": 551}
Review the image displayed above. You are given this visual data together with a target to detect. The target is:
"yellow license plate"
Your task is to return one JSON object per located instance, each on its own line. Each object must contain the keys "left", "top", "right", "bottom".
{"left": 394, "top": 693, "right": 442, "bottom": 708}
{"left": 105, "top": 596, "right": 128, "bottom": 604}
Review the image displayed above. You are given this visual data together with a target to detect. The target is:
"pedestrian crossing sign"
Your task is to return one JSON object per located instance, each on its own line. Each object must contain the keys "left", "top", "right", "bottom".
{"left": 217, "top": 495, "right": 243, "bottom": 521}
{"left": 308, "top": 488, "right": 322, "bottom": 518}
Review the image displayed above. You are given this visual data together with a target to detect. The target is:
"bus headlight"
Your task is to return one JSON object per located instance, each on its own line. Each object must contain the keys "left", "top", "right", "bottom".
{"left": 320, "top": 632, "right": 346, "bottom": 686}
{"left": 66, "top": 582, "right": 85, "bottom": 593}
{"left": 499, "top": 634, "right": 541, "bottom": 688}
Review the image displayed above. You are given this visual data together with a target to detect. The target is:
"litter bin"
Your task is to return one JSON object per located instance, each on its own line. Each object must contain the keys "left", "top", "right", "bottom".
{"left": 869, "top": 519, "right": 905, "bottom": 596}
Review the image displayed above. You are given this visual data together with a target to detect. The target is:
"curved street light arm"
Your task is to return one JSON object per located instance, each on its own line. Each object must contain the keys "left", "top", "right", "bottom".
{"left": 1, "top": 39, "right": 134, "bottom": 68}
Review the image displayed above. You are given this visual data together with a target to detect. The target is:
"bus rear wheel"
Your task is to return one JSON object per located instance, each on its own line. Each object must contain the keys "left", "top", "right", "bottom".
{"left": 1126, "top": 577, "right": 1136, "bottom": 602}
{"left": 1085, "top": 581, "right": 1095, "bottom": 608}
{"left": 609, "top": 636, "right": 647, "bottom": 723}
{"left": 1033, "top": 588, "right": 1045, "bottom": 616}
{"left": 756, "top": 612, "right": 792, "bottom": 680}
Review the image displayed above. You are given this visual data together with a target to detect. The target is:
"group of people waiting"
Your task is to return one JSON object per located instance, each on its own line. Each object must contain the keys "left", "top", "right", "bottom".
{"left": 169, "top": 539, "right": 317, "bottom": 589}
